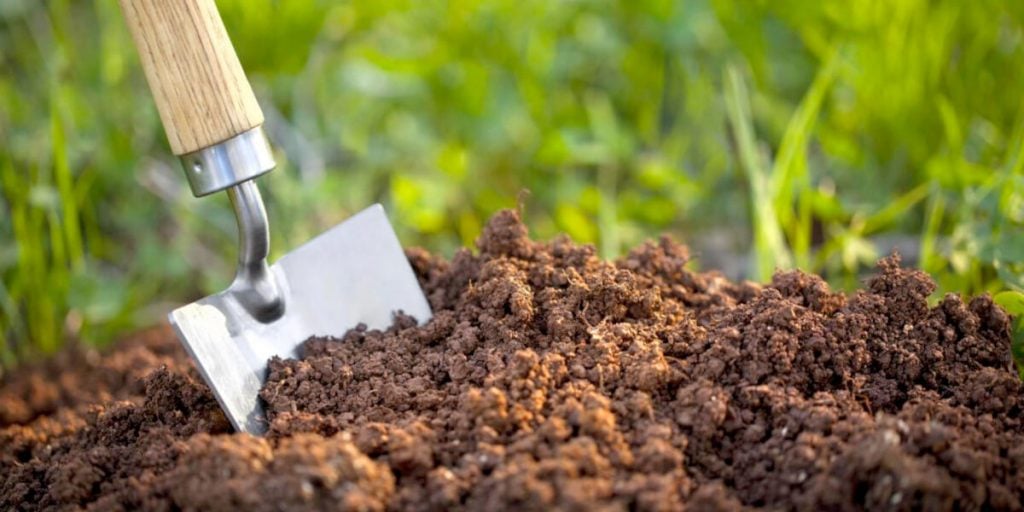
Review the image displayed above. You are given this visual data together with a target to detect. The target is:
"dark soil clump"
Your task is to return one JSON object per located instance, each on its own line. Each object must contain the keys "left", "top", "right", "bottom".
{"left": 2, "top": 210, "right": 1021, "bottom": 511}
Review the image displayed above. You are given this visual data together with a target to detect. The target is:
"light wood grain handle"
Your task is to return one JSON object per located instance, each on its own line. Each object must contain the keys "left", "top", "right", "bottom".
{"left": 120, "top": 0, "right": 263, "bottom": 156}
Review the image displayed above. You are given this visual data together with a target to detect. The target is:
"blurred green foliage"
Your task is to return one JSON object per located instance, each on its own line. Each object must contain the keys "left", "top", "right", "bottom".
{"left": 1, "top": 0, "right": 1023, "bottom": 369}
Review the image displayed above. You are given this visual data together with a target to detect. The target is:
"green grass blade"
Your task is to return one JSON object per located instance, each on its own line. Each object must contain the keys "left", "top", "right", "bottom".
{"left": 919, "top": 187, "right": 946, "bottom": 273}
{"left": 860, "top": 182, "right": 930, "bottom": 235}
{"left": 725, "top": 64, "right": 792, "bottom": 281}
{"left": 770, "top": 54, "right": 838, "bottom": 268}
{"left": 51, "top": 92, "right": 84, "bottom": 271}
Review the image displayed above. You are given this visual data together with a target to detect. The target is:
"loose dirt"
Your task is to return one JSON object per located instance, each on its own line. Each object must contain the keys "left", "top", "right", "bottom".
{"left": 2, "top": 210, "right": 1021, "bottom": 511}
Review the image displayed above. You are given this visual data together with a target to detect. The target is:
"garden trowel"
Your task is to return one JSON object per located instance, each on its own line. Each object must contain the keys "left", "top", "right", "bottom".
{"left": 119, "top": 0, "right": 432, "bottom": 435}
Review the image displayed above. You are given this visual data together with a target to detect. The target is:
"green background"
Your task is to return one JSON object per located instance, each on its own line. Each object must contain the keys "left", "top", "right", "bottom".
{"left": 1, "top": 0, "right": 1023, "bottom": 369}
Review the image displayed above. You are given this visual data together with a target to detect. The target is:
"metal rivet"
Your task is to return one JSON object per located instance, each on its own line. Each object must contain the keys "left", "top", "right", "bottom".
{"left": 192, "top": 161, "right": 203, "bottom": 174}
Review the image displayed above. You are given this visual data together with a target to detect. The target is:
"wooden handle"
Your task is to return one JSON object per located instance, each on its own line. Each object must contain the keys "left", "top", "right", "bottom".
{"left": 120, "top": 0, "right": 263, "bottom": 155}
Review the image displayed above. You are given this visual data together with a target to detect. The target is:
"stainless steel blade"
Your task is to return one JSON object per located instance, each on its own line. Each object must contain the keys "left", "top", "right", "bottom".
{"left": 169, "top": 204, "right": 432, "bottom": 435}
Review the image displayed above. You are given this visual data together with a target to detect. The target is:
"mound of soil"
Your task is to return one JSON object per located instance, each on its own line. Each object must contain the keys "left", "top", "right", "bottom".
{"left": 2, "top": 210, "right": 1022, "bottom": 511}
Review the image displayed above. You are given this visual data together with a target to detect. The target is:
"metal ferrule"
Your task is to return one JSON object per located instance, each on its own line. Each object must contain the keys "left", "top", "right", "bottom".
{"left": 180, "top": 126, "right": 276, "bottom": 197}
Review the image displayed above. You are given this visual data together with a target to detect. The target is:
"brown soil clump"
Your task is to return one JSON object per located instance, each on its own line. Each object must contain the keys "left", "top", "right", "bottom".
{"left": 2, "top": 210, "right": 1021, "bottom": 511}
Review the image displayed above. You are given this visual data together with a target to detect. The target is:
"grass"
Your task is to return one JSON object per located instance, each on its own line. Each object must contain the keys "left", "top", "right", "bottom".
{"left": 1, "top": 0, "right": 1023, "bottom": 370}
{"left": 724, "top": 63, "right": 793, "bottom": 281}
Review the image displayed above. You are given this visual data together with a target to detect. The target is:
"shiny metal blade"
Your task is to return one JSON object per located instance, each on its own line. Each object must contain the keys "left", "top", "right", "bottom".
{"left": 169, "top": 204, "right": 432, "bottom": 435}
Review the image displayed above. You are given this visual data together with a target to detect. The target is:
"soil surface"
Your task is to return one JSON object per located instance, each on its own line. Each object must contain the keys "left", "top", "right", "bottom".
{"left": 2, "top": 210, "right": 1022, "bottom": 511}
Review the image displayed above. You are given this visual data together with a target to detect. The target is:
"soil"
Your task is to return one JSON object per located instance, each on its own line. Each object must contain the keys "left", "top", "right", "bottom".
{"left": 2, "top": 209, "right": 1022, "bottom": 511}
